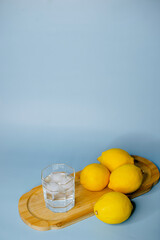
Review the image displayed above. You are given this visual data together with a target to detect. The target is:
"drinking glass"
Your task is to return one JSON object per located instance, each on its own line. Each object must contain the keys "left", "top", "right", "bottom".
{"left": 41, "top": 164, "right": 75, "bottom": 213}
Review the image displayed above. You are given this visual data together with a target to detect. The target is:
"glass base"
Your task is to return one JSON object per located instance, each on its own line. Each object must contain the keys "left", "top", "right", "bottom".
{"left": 46, "top": 199, "right": 75, "bottom": 213}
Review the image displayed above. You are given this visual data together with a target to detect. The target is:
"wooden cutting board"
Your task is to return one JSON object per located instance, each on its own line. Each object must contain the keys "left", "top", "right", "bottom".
{"left": 18, "top": 156, "right": 159, "bottom": 231}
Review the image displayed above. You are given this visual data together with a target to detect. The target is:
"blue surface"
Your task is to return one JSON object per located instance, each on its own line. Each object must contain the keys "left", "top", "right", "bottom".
{"left": 0, "top": 0, "right": 160, "bottom": 239}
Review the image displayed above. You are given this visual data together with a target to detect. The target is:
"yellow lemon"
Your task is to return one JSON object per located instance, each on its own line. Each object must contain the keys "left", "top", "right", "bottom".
{"left": 94, "top": 192, "right": 133, "bottom": 224}
{"left": 108, "top": 164, "right": 143, "bottom": 193}
{"left": 80, "top": 163, "right": 110, "bottom": 191}
{"left": 98, "top": 148, "right": 134, "bottom": 172}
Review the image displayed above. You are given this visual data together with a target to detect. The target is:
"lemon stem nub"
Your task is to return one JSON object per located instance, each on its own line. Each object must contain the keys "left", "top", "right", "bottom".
{"left": 95, "top": 210, "right": 98, "bottom": 215}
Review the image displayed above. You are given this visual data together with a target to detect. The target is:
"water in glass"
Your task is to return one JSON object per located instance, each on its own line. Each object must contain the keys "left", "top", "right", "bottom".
{"left": 42, "top": 170, "right": 75, "bottom": 213}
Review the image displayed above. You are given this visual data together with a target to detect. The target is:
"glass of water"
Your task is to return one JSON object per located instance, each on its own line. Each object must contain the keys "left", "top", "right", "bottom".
{"left": 41, "top": 164, "right": 75, "bottom": 213}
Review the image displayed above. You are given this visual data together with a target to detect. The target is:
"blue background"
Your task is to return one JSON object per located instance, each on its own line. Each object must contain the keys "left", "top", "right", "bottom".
{"left": 0, "top": 0, "right": 160, "bottom": 239}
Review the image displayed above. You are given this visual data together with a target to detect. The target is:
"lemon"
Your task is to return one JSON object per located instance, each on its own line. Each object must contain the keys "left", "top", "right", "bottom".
{"left": 94, "top": 192, "right": 133, "bottom": 224}
{"left": 98, "top": 148, "right": 134, "bottom": 172}
{"left": 80, "top": 163, "right": 110, "bottom": 191}
{"left": 108, "top": 164, "right": 143, "bottom": 193}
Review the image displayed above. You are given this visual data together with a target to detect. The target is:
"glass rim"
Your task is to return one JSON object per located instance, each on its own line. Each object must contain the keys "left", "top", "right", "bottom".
{"left": 41, "top": 163, "right": 75, "bottom": 184}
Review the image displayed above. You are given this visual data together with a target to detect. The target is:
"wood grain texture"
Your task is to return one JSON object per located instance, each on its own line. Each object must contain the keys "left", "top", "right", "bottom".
{"left": 18, "top": 156, "right": 159, "bottom": 231}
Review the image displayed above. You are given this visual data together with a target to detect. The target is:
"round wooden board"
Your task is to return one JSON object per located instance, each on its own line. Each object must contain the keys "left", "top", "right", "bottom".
{"left": 18, "top": 156, "right": 159, "bottom": 231}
